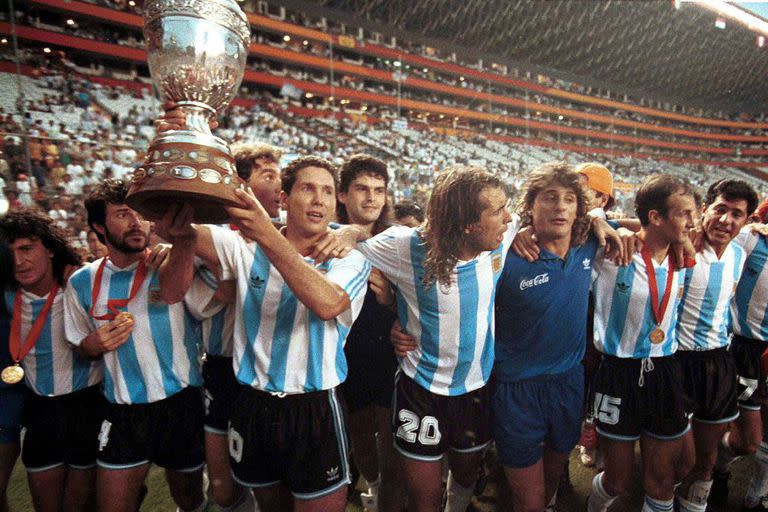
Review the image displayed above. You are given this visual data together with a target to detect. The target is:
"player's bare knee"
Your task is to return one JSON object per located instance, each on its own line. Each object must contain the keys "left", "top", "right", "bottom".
{"left": 695, "top": 447, "right": 719, "bottom": 474}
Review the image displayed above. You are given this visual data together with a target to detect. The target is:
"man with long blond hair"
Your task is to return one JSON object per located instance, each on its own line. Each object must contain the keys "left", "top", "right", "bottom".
{"left": 357, "top": 166, "right": 518, "bottom": 512}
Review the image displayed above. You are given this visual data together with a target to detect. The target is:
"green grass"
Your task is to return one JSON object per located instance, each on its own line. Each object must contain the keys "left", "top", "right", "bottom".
{"left": 7, "top": 462, "right": 364, "bottom": 511}
{"left": 5, "top": 450, "right": 757, "bottom": 511}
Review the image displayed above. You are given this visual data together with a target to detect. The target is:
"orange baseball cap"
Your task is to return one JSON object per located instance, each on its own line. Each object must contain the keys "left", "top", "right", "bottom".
{"left": 576, "top": 162, "right": 613, "bottom": 197}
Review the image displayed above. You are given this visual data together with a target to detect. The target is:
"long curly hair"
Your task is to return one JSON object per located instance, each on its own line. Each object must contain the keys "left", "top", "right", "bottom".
{"left": 0, "top": 208, "right": 82, "bottom": 289}
{"left": 516, "top": 161, "right": 591, "bottom": 247}
{"left": 421, "top": 166, "right": 505, "bottom": 288}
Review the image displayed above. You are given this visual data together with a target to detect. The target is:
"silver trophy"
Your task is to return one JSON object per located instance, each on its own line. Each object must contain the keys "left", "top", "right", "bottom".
{"left": 126, "top": 0, "right": 251, "bottom": 223}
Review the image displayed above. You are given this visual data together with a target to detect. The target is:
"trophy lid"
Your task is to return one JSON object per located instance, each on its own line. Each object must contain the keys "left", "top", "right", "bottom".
{"left": 144, "top": 0, "right": 251, "bottom": 45}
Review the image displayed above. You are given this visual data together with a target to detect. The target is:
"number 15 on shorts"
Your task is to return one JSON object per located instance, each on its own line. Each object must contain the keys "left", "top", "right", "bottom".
{"left": 593, "top": 393, "right": 621, "bottom": 425}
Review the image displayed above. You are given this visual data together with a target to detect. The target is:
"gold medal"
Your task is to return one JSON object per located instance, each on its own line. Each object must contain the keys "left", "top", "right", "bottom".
{"left": 116, "top": 312, "right": 134, "bottom": 325}
{"left": 1, "top": 364, "right": 24, "bottom": 384}
{"left": 649, "top": 328, "right": 665, "bottom": 344}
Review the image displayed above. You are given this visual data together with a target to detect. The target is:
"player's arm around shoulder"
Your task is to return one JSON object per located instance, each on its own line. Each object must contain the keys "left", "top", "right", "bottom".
{"left": 327, "top": 249, "right": 372, "bottom": 325}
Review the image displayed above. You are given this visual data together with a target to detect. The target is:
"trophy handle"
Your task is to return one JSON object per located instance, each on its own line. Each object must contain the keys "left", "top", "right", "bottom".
{"left": 175, "top": 101, "right": 217, "bottom": 135}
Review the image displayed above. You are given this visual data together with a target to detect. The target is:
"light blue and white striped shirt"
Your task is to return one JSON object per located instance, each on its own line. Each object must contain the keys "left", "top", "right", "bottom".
{"left": 202, "top": 305, "right": 235, "bottom": 357}
{"left": 677, "top": 242, "right": 745, "bottom": 351}
{"left": 357, "top": 221, "right": 518, "bottom": 396}
{"left": 6, "top": 287, "right": 102, "bottom": 396}
{"left": 64, "top": 258, "right": 215, "bottom": 404}
{"left": 731, "top": 230, "right": 768, "bottom": 342}
{"left": 592, "top": 250, "right": 684, "bottom": 358}
{"left": 210, "top": 227, "right": 371, "bottom": 394}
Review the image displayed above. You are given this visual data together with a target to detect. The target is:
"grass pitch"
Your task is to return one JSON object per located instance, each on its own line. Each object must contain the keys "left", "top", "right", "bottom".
{"left": 6, "top": 449, "right": 755, "bottom": 511}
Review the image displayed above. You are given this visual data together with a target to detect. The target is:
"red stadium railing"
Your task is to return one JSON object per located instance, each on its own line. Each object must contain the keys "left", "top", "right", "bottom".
{"left": 2, "top": 33, "right": 766, "bottom": 171}
{"left": 4, "top": 22, "right": 768, "bottom": 159}
{"left": 26, "top": 0, "right": 768, "bottom": 131}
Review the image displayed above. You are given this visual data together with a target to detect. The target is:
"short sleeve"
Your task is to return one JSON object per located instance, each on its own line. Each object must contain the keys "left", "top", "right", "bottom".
{"left": 63, "top": 267, "right": 96, "bottom": 346}
{"left": 183, "top": 269, "right": 220, "bottom": 321}
{"left": 591, "top": 246, "right": 607, "bottom": 288}
{"left": 734, "top": 229, "right": 758, "bottom": 255}
{"left": 500, "top": 214, "right": 522, "bottom": 259}
{"left": 356, "top": 225, "right": 408, "bottom": 284}
{"left": 209, "top": 225, "right": 242, "bottom": 281}
{"left": 327, "top": 249, "right": 372, "bottom": 329}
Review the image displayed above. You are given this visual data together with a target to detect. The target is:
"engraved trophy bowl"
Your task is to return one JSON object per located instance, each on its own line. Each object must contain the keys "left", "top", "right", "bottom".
{"left": 125, "top": 0, "right": 251, "bottom": 224}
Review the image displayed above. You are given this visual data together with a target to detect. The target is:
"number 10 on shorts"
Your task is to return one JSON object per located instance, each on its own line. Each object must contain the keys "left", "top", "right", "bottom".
{"left": 396, "top": 409, "right": 442, "bottom": 445}
{"left": 593, "top": 393, "right": 621, "bottom": 425}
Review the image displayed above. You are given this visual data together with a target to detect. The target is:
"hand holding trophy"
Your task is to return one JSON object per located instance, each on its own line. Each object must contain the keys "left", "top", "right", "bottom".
{"left": 126, "top": 0, "right": 251, "bottom": 224}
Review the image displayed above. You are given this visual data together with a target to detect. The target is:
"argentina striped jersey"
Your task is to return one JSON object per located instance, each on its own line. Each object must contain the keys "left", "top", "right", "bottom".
{"left": 592, "top": 251, "right": 684, "bottom": 358}
{"left": 64, "top": 258, "right": 215, "bottom": 404}
{"left": 731, "top": 230, "right": 768, "bottom": 341}
{"left": 6, "top": 287, "right": 102, "bottom": 396}
{"left": 202, "top": 304, "right": 235, "bottom": 357}
{"left": 357, "top": 221, "right": 519, "bottom": 396}
{"left": 210, "top": 226, "right": 371, "bottom": 394}
{"left": 677, "top": 241, "right": 745, "bottom": 351}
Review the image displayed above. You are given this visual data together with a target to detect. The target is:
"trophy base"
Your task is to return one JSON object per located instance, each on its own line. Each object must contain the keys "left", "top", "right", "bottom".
{"left": 126, "top": 131, "right": 244, "bottom": 224}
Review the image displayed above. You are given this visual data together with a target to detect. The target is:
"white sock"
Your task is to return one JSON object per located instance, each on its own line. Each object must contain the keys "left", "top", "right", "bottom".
{"left": 587, "top": 472, "right": 617, "bottom": 512}
{"left": 221, "top": 488, "right": 257, "bottom": 512}
{"left": 641, "top": 495, "right": 674, "bottom": 512}
{"left": 714, "top": 431, "right": 739, "bottom": 473}
{"left": 677, "top": 495, "right": 705, "bottom": 512}
{"left": 686, "top": 479, "right": 712, "bottom": 506}
{"left": 745, "top": 441, "right": 768, "bottom": 507}
{"left": 677, "top": 480, "right": 711, "bottom": 512}
{"left": 444, "top": 471, "right": 474, "bottom": 512}
{"left": 177, "top": 497, "right": 208, "bottom": 512}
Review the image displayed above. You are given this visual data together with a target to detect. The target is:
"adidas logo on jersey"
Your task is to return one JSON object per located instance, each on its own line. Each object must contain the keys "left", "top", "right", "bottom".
{"left": 326, "top": 466, "right": 339, "bottom": 481}
{"left": 519, "top": 273, "right": 549, "bottom": 290}
{"left": 582, "top": 258, "right": 591, "bottom": 270}
{"left": 249, "top": 275, "right": 265, "bottom": 289}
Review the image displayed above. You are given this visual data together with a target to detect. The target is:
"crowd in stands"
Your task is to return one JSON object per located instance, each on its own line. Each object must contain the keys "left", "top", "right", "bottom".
{"left": 276, "top": 5, "right": 766, "bottom": 124}
{"left": 8, "top": 0, "right": 767, "bottom": 141}
{"left": 0, "top": 65, "right": 766, "bottom": 259}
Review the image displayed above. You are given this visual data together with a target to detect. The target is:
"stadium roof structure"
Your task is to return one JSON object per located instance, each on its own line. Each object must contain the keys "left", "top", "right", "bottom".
{"left": 289, "top": 0, "right": 768, "bottom": 113}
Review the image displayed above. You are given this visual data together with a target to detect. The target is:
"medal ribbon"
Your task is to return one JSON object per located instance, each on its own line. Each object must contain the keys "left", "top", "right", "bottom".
{"left": 89, "top": 255, "right": 149, "bottom": 321}
{"left": 640, "top": 247, "right": 675, "bottom": 327}
{"left": 9, "top": 284, "right": 60, "bottom": 364}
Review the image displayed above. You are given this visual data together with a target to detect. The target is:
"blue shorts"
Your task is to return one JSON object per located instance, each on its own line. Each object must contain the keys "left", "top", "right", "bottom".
{"left": 0, "top": 384, "right": 29, "bottom": 444}
{"left": 492, "top": 365, "right": 583, "bottom": 469}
